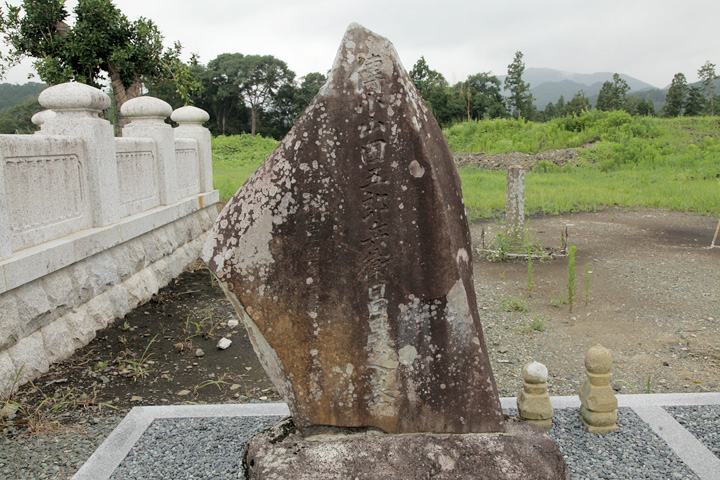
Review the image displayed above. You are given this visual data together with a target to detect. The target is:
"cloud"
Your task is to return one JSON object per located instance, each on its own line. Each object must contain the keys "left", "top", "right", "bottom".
{"left": 4, "top": 0, "right": 720, "bottom": 88}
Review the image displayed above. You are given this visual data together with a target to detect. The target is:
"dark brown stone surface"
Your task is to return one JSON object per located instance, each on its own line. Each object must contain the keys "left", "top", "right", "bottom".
{"left": 244, "top": 417, "right": 571, "bottom": 480}
{"left": 202, "top": 23, "right": 504, "bottom": 434}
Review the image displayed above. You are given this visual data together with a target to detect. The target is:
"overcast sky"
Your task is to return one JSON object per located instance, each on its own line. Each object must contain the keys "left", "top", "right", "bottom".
{"left": 3, "top": 0, "right": 720, "bottom": 89}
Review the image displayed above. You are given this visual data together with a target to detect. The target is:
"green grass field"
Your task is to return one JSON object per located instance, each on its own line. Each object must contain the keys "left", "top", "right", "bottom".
{"left": 212, "top": 112, "right": 720, "bottom": 219}
{"left": 211, "top": 134, "right": 279, "bottom": 200}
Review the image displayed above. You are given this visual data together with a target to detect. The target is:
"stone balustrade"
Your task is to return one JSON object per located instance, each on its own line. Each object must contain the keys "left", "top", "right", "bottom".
{"left": 0, "top": 82, "right": 219, "bottom": 395}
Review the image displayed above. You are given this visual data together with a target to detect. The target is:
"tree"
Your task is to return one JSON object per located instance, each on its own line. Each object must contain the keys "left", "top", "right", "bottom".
{"left": 146, "top": 60, "right": 205, "bottom": 110}
{"left": 0, "top": 0, "right": 200, "bottom": 123}
{"left": 410, "top": 57, "right": 453, "bottom": 121}
{"left": 0, "top": 98, "right": 43, "bottom": 133}
{"left": 294, "top": 72, "right": 326, "bottom": 117}
{"left": 200, "top": 53, "right": 248, "bottom": 135}
{"left": 235, "top": 55, "right": 295, "bottom": 135}
{"left": 504, "top": 51, "right": 534, "bottom": 119}
{"left": 564, "top": 91, "right": 591, "bottom": 116}
{"left": 260, "top": 81, "right": 298, "bottom": 138}
{"left": 541, "top": 101, "right": 557, "bottom": 121}
{"left": 409, "top": 57, "right": 447, "bottom": 98}
{"left": 595, "top": 73, "right": 630, "bottom": 111}
{"left": 634, "top": 97, "right": 655, "bottom": 116}
{"left": 0, "top": 81, "right": 46, "bottom": 110}
{"left": 664, "top": 73, "right": 688, "bottom": 117}
{"left": 698, "top": 60, "right": 716, "bottom": 116}
{"left": 465, "top": 72, "right": 507, "bottom": 120}
{"left": 684, "top": 85, "right": 706, "bottom": 116}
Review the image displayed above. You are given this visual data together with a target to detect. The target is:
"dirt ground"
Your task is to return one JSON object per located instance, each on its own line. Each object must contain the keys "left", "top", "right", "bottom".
{"left": 2, "top": 208, "right": 718, "bottom": 429}
{"left": 474, "top": 208, "right": 719, "bottom": 396}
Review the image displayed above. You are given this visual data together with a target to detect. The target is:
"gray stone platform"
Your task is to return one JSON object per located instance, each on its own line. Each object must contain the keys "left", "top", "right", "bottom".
{"left": 72, "top": 393, "right": 720, "bottom": 480}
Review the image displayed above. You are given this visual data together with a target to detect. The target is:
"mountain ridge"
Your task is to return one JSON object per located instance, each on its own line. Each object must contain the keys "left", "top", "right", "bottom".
{"left": 498, "top": 68, "right": 660, "bottom": 108}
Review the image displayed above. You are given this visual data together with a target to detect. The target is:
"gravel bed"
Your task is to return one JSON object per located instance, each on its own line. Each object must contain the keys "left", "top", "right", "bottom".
{"left": 665, "top": 405, "right": 720, "bottom": 457}
{"left": 110, "top": 416, "right": 278, "bottom": 480}
{"left": 545, "top": 408, "right": 699, "bottom": 480}
{"left": 3, "top": 407, "right": 707, "bottom": 479}
{"left": 0, "top": 413, "right": 123, "bottom": 480}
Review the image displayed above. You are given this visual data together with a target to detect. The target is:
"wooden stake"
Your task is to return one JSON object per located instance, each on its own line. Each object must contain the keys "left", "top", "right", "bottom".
{"left": 712, "top": 218, "right": 720, "bottom": 248}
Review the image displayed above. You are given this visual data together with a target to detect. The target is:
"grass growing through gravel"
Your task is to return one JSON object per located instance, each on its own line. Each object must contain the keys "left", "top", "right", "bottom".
{"left": 212, "top": 112, "right": 720, "bottom": 215}
{"left": 500, "top": 295, "right": 530, "bottom": 313}
{"left": 1, "top": 365, "right": 115, "bottom": 433}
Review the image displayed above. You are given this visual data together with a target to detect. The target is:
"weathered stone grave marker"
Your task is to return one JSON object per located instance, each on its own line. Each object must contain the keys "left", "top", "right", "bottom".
{"left": 506, "top": 163, "right": 526, "bottom": 246}
{"left": 204, "top": 23, "right": 569, "bottom": 478}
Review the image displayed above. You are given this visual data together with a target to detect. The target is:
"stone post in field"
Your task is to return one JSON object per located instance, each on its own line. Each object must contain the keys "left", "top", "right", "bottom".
{"left": 506, "top": 164, "right": 525, "bottom": 246}
{"left": 579, "top": 344, "right": 619, "bottom": 433}
{"left": 517, "top": 361, "right": 554, "bottom": 430}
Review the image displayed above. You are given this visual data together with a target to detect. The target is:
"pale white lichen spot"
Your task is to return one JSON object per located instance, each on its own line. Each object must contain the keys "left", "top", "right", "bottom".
{"left": 456, "top": 248, "right": 469, "bottom": 265}
{"left": 409, "top": 160, "right": 425, "bottom": 178}
{"left": 398, "top": 345, "right": 418, "bottom": 366}
{"left": 438, "top": 454, "right": 456, "bottom": 472}
{"left": 306, "top": 277, "right": 314, "bottom": 285}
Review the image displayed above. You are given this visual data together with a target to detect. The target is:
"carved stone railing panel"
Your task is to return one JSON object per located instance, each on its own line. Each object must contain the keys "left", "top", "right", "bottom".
{"left": 0, "top": 135, "right": 91, "bottom": 251}
{"left": 175, "top": 139, "right": 201, "bottom": 199}
{"left": 115, "top": 138, "right": 159, "bottom": 217}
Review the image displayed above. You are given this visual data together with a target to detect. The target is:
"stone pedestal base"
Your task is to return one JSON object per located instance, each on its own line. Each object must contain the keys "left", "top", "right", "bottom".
{"left": 244, "top": 417, "right": 571, "bottom": 479}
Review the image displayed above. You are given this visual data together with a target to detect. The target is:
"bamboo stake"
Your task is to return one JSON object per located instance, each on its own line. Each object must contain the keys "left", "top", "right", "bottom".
{"left": 712, "top": 218, "right": 720, "bottom": 248}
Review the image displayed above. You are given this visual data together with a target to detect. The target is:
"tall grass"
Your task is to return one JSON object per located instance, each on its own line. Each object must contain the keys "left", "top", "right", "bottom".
{"left": 454, "top": 111, "right": 720, "bottom": 218}
{"left": 212, "top": 134, "right": 279, "bottom": 200}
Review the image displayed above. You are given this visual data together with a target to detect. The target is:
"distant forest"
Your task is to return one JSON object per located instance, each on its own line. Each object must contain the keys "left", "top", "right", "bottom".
{"left": 0, "top": 82, "right": 45, "bottom": 134}
{"left": 2, "top": 0, "right": 718, "bottom": 138}
{"left": 1, "top": 56, "right": 718, "bottom": 138}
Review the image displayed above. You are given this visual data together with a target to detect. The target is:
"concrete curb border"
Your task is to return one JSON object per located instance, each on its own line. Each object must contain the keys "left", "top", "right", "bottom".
{"left": 72, "top": 393, "right": 720, "bottom": 480}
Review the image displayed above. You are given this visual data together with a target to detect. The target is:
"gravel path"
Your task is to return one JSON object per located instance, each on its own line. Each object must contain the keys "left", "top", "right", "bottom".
{"left": 0, "top": 412, "right": 123, "bottom": 480}
{"left": 109, "top": 416, "right": 278, "bottom": 480}
{"left": 665, "top": 405, "right": 720, "bottom": 458}
{"left": 548, "top": 408, "right": 699, "bottom": 480}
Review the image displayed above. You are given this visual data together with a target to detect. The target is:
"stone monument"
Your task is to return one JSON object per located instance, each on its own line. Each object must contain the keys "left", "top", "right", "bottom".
{"left": 204, "top": 23, "right": 570, "bottom": 479}
{"left": 517, "top": 361, "right": 554, "bottom": 430}
{"left": 506, "top": 164, "right": 526, "bottom": 246}
{"left": 579, "top": 344, "right": 619, "bottom": 433}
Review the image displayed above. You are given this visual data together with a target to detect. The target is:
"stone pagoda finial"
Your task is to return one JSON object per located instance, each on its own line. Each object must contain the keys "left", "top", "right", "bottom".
{"left": 517, "top": 361, "right": 554, "bottom": 430}
{"left": 579, "top": 344, "right": 619, "bottom": 433}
